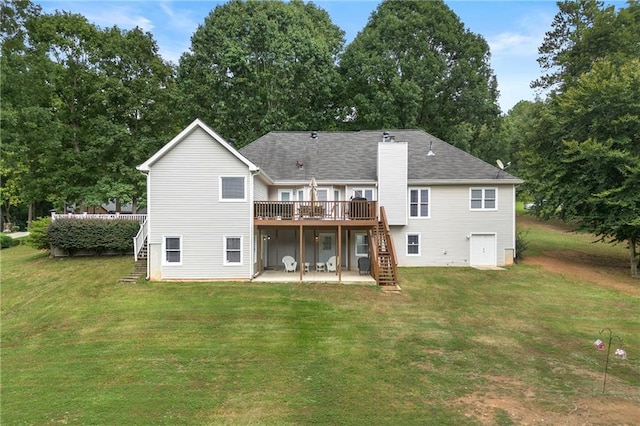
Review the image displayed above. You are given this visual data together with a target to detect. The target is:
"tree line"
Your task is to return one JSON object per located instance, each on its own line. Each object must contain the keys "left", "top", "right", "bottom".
{"left": 1, "top": 0, "right": 639, "bottom": 275}
{"left": 1, "top": 0, "right": 500, "bottom": 222}
{"left": 511, "top": 0, "right": 640, "bottom": 277}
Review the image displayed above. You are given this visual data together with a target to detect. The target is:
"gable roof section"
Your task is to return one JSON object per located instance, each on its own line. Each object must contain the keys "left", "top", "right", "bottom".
{"left": 137, "top": 119, "right": 259, "bottom": 172}
{"left": 239, "top": 129, "right": 522, "bottom": 184}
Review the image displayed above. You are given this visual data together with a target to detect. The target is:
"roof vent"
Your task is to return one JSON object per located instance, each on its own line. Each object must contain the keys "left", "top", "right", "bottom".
{"left": 427, "top": 140, "right": 435, "bottom": 156}
{"left": 311, "top": 131, "right": 318, "bottom": 139}
{"left": 382, "top": 131, "right": 390, "bottom": 142}
{"left": 297, "top": 160, "right": 304, "bottom": 170}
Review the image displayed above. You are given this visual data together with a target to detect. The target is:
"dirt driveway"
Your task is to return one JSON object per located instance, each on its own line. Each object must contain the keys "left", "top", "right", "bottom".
{"left": 519, "top": 215, "right": 639, "bottom": 297}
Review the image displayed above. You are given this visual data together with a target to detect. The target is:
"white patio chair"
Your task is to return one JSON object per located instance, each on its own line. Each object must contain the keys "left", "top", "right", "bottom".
{"left": 282, "top": 256, "right": 297, "bottom": 272}
{"left": 326, "top": 256, "right": 337, "bottom": 272}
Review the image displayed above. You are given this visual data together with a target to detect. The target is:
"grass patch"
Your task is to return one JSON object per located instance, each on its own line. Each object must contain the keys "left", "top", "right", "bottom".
{"left": 2, "top": 220, "right": 639, "bottom": 424}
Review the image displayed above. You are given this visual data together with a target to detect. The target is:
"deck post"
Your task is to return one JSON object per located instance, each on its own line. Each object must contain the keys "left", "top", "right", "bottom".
{"left": 257, "top": 229, "right": 263, "bottom": 274}
{"left": 338, "top": 225, "right": 342, "bottom": 283}
{"left": 299, "top": 224, "right": 304, "bottom": 282}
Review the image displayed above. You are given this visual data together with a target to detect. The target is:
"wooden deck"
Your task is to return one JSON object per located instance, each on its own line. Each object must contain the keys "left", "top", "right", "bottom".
{"left": 255, "top": 200, "right": 377, "bottom": 226}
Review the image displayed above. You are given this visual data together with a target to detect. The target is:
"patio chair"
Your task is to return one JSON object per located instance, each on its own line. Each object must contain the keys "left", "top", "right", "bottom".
{"left": 326, "top": 256, "right": 337, "bottom": 272}
{"left": 282, "top": 256, "right": 297, "bottom": 272}
{"left": 358, "top": 257, "right": 370, "bottom": 275}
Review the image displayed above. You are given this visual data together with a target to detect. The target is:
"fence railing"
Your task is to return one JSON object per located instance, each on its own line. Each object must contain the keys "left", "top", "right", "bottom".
{"left": 254, "top": 201, "right": 377, "bottom": 221}
{"left": 51, "top": 212, "right": 147, "bottom": 224}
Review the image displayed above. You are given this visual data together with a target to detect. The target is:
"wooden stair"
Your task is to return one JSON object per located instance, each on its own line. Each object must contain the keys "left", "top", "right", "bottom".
{"left": 371, "top": 207, "right": 399, "bottom": 288}
{"left": 119, "top": 241, "right": 147, "bottom": 283}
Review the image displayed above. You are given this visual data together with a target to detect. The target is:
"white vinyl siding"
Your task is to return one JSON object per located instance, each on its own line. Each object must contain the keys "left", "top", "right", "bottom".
{"left": 377, "top": 141, "right": 408, "bottom": 225}
{"left": 392, "top": 185, "right": 516, "bottom": 267}
{"left": 470, "top": 188, "right": 497, "bottom": 210}
{"left": 148, "top": 127, "right": 252, "bottom": 280}
{"left": 409, "top": 188, "right": 430, "bottom": 218}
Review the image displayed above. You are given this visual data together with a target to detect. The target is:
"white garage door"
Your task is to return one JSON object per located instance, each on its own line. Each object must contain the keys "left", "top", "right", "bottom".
{"left": 470, "top": 234, "right": 497, "bottom": 266}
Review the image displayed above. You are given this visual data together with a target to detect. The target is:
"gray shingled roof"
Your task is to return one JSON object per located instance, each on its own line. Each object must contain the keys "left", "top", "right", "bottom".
{"left": 239, "top": 130, "right": 521, "bottom": 183}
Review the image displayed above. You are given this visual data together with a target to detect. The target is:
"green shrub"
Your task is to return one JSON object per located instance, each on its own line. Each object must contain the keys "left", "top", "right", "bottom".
{"left": 0, "top": 234, "right": 15, "bottom": 249}
{"left": 47, "top": 219, "right": 140, "bottom": 255}
{"left": 515, "top": 230, "right": 529, "bottom": 263}
{"left": 26, "top": 217, "right": 52, "bottom": 251}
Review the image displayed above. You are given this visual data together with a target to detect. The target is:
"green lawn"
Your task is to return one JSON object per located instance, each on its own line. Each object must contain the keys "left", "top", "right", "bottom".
{"left": 2, "top": 219, "right": 639, "bottom": 425}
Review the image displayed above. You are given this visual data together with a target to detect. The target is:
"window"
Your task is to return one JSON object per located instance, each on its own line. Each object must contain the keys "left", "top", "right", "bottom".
{"left": 355, "top": 233, "right": 369, "bottom": 257}
{"left": 352, "top": 188, "right": 374, "bottom": 200}
{"left": 279, "top": 190, "right": 292, "bottom": 201}
{"left": 164, "top": 236, "right": 182, "bottom": 264}
{"left": 317, "top": 188, "right": 328, "bottom": 201}
{"left": 409, "top": 188, "right": 430, "bottom": 218}
{"left": 220, "top": 176, "right": 245, "bottom": 201}
{"left": 407, "top": 233, "right": 420, "bottom": 256}
{"left": 470, "top": 188, "right": 497, "bottom": 210}
{"left": 224, "top": 236, "right": 242, "bottom": 265}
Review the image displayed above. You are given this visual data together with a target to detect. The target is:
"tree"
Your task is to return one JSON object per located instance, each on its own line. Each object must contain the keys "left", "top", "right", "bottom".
{"left": 3, "top": 7, "right": 176, "bottom": 214}
{"left": 495, "top": 100, "right": 545, "bottom": 177}
{"left": 533, "top": 0, "right": 640, "bottom": 91}
{"left": 1, "top": 0, "right": 60, "bottom": 225}
{"left": 82, "top": 26, "right": 177, "bottom": 212}
{"left": 176, "top": 0, "right": 345, "bottom": 146}
{"left": 523, "top": 0, "right": 640, "bottom": 276}
{"left": 339, "top": 0, "right": 500, "bottom": 156}
{"left": 525, "top": 59, "right": 640, "bottom": 277}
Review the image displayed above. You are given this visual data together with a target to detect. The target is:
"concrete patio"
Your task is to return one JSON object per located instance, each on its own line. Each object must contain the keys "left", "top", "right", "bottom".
{"left": 252, "top": 269, "right": 376, "bottom": 285}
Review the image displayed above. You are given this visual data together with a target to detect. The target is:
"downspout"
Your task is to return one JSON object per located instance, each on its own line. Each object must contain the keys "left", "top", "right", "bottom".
{"left": 139, "top": 169, "right": 150, "bottom": 280}
{"left": 249, "top": 169, "right": 260, "bottom": 279}
{"left": 512, "top": 185, "right": 517, "bottom": 261}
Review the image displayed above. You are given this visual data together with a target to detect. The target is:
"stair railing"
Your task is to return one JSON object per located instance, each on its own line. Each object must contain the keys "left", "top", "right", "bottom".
{"left": 379, "top": 207, "right": 399, "bottom": 285}
{"left": 133, "top": 217, "right": 148, "bottom": 261}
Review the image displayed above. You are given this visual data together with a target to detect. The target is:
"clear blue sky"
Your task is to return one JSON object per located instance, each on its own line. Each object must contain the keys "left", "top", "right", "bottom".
{"left": 36, "top": 0, "right": 623, "bottom": 113}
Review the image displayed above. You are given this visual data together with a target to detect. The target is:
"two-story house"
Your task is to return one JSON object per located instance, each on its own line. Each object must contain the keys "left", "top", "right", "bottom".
{"left": 136, "top": 119, "right": 522, "bottom": 285}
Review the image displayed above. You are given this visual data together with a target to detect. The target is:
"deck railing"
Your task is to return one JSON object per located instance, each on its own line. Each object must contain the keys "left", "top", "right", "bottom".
{"left": 254, "top": 200, "right": 377, "bottom": 221}
{"left": 51, "top": 212, "right": 147, "bottom": 223}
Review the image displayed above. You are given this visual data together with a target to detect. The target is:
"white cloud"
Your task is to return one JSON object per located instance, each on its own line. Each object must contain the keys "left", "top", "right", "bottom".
{"left": 89, "top": 7, "right": 154, "bottom": 32}
{"left": 488, "top": 31, "right": 540, "bottom": 57}
{"left": 159, "top": 1, "right": 199, "bottom": 31}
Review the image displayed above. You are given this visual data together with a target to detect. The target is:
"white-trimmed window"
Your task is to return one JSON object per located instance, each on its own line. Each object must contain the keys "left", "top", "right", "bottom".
{"left": 220, "top": 176, "right": 246, "bottom": 201}
{"left": 355, "top": 233, "right": 369, "bottom": 257}
{"left": 470, "top": 188, "right": 497, "bottom": 210}
{"left": 163, "top": 236, "right": 182, "bottom": 265}
{"left": 279, "top": 190, "right": 293, "bottom": 201}
{"left": 409, "top": 188, "right": 430, "bottom": 218}
{"left": 316, "top": 188, "right": 328, "bottom": 201}
{"left": 352, "top": 188, "right": 374, "bottom": 200}
{"left": 407, "top": 233, "right": 420, "bottom": 256}
{"left": 224, "top": 236, "right": 242, "bottom": 265}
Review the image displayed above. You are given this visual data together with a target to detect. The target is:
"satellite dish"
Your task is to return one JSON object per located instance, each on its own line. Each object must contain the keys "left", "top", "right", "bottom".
{"left": 496, "top": 159, "right": 504, "bottom": 170}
